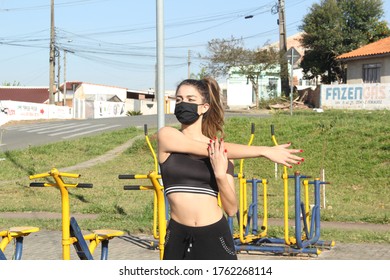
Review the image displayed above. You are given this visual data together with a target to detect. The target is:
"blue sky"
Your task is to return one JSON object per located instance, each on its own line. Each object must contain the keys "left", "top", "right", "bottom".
{"left": 1, "top": 0, "right": 389, "bottom": 91}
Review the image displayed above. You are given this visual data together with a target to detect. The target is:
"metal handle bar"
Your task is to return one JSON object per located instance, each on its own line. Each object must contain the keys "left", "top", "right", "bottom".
{"left": 118, "top": 175, "right": 136, "bottom": 179}
{"left": 144, "top": 124, "right": 148, "bottom": 135}
{"left": 123, "top": 185, "right": 154, "bottom": 191}
{"left": 289, "top": 175, "right": 312, "bottom": 179}
{"left": 118, "top": 174, "right": 149, "bottom": 180}
{"left": 309, "top": 180, "right": 331, "bottom": 185}
{"left": 29, "top": 182, "right": 93, "bottom": 188}
{"left": 29, "top": 171, "right": 81, "bottom": 180}
{"left": 251, "top": 122, "right": 255, "bottom": 134}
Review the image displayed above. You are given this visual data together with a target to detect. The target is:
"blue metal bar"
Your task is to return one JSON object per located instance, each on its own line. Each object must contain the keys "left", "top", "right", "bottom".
{"left": 0, "top": 249, "right": 7, "bottom": 260}
{"left": 100, "top": 240, "right": 109, "bottom": 260}
{"left": 248, "top": 178, "right": 259, "bottom": 234}
{"left": 14, "top": 237, "right": 24, "bottom": 260}
{"left": 300, "top": 202, "right": 310, "bottom": 238}
{"left": 235, "top": 244, "right": 319, "bottom": 255}
{"left": 291, "top": 172, "right": 306, "bottom": 248}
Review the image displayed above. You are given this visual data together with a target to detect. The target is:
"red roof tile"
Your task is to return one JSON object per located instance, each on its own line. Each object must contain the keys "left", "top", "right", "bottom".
{"left": 0, "top": 87, "right": 49, "bottom": 103}
{"left": 337, "top": 36, "right": 390, "bottom": 60}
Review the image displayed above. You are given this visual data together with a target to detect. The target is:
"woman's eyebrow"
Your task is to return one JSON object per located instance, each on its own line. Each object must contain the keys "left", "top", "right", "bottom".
{"left": 176, "top": 94, "right": 197, "bottom": 99}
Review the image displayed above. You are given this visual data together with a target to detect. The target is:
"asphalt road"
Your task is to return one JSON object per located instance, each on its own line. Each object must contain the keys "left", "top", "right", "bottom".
{"left": 0, "top": 114, "right": 178, "bottom": 152}
{"left": 0, "top": 112, "right": 269, "bottom": 152}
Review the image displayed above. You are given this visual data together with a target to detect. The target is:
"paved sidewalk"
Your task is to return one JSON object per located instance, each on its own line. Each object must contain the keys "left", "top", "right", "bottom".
{"left": 2, "top": 229, "right": 389, "bottom": 260}
{"left": 1, "top": 121, "right": 389, "bottom": 261}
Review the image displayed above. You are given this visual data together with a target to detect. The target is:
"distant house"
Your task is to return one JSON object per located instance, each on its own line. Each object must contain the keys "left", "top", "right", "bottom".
{"left": 67, "top": 82, "right": 127, "bottom": 119}
{"left": 226, "top": 32, "right": 317, "bottom": 109}
{"left": 0, "top": 86, "right": 71, "bottom": 125}
{"left": 337, "top": 36, "right": 390, "bottom": 84}
{"left": 125, "top": 89, "right": 157, "bottom": 115}
{"left": 59, "top": 81, "right": 167, "bottom": 117}
{"left": 0, "top": 82, "right": 170, "bottom": 125}
{"left": 0, "top": 86, "right": 49, "bottom": 103}
{"left": 319, "top": 36, "right": 390, "bottom": 110}
{"left": 268, "top": 32, "right": 317, "bottom": 89}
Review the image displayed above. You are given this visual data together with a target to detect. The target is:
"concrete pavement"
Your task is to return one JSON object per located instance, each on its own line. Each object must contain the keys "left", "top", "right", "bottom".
{"left": 2, "top": 229, "right": 389, "bottom": 260}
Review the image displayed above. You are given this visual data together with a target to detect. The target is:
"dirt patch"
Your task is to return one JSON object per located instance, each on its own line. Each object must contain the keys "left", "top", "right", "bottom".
{"left": 0, "top": 211, "right": 97, "bottom": 220}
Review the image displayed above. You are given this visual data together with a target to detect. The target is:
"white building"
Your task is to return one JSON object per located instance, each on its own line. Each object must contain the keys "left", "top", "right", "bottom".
{"left": 226, "top": 32, "right": 316, "bottom": 109}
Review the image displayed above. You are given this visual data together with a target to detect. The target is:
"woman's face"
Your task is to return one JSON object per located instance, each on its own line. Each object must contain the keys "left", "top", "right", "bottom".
{"left": 175, "top": 84, "right": 209, "bottom": 124}
{"left": 176, "top": 84, "right": 204, "bottom": 105}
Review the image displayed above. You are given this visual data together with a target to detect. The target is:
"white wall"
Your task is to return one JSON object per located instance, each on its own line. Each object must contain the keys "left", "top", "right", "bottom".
{"left": 125, "top": 99, "right": 158, "bottom": 115}
{"left": 0, "top": 100, "right": 72, "bottom": 126}
{"left": 227, "top": 76, "right": 253, "bottom": 109}
{"left": 321, "top": 83, "right": 390, "bottom": 109}
{"left": 92, "top": 101, "right": 127, "bottom": 118}
{"left": 75, "top": 83, "right": 127, "bottom": 101}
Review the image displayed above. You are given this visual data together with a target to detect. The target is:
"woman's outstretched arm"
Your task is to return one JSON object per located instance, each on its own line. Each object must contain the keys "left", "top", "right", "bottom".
{"left": 224, "top": 140, "right": 304, "bottom": 168}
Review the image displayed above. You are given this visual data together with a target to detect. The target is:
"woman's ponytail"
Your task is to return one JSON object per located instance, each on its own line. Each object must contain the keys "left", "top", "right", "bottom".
{"left": 201, "top": 77, "right": 225, "bottom": 138}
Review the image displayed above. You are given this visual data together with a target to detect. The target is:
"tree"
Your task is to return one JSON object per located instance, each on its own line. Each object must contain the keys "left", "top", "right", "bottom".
{"left": 2, "top": 81, "right": 22, "bottom": 86}
{"left": 203, "top": 37, "right": 279, "bottom": 107}
{"left": 299, "top": 0, "right": 390, "bottom": 84}
{"left": 190, "top": 67, "right": 209, "bottom": 80}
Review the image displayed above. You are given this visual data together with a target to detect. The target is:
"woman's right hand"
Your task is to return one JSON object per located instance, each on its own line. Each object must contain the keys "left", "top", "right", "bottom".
{"left": 208, "top": 137, "right": 229, "bottom": 178}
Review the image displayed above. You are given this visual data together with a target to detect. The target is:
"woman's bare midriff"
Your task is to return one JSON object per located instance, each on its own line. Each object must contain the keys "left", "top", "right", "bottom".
{"left": 167, "top": 192, "right": 223, "bottom": 227}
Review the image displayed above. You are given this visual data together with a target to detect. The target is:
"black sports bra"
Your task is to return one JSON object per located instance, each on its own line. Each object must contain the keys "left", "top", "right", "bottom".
{"left": 159, "top": 153, "right": 219, "bottom": 197}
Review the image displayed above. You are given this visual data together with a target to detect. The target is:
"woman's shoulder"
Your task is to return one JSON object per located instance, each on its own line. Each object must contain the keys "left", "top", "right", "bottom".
{"left": 157, "top": 126, "right": 181, "bottom": 141}
{"left": 158, "top": 126, "right": 178, "bottom": 133}
{"left": 158, "top": 126, "right": 178, "bottom": 135}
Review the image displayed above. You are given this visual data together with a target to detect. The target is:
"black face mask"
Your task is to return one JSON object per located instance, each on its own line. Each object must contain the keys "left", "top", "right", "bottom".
{"left": 174, "top": 102, "right": 201, "bottom": 125}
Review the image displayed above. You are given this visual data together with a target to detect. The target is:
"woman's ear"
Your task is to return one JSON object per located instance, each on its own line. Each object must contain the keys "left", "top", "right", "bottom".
{"left": 201, "top": 103, "right": 210, "bottom": 114}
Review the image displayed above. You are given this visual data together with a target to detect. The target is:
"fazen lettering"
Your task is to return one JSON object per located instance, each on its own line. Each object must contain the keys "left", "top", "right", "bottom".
{"left": 326, "top": 87, "right": 363, "bottom": 100}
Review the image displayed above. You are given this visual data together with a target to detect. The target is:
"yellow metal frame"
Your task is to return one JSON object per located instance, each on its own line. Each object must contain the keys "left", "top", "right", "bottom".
{"left": 144, "top": 126, "right": 163, "bottom": 241}
{"left": 303, "top": 179, "right": 311, "bottom": 231}
{"left": 121, "top": 126, "right": 166, "bottom": 260}
{"left": 234, "top": 123, "right": 269, "bottom": 243}
{"left": 0, "top": 226, "right": 40, "bottom": 258}
{"left": 271, "top": 125, "right": 296, "bottom": 245}
{"left": 123, "top": 172, "right": 166, "bottom": 260}
{"left": 29, "top": 168, "right": 124, "bottom": 260}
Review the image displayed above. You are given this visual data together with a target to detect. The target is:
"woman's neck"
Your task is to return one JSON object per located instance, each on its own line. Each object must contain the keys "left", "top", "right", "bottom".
{"left": 181, "top": 123, "right": 208, "bottom": 142}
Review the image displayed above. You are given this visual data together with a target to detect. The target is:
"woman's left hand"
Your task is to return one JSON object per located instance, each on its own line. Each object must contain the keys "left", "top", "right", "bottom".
{"left": 208, "top": 138, "right": 229, "bottom": 178}
{"left": 261, "top": 143, "right": 304, "bottom": 167}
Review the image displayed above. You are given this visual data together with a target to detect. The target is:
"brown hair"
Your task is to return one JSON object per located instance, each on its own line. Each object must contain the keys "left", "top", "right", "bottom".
{"left": 176, "top": 77, "right": 225, "bottom": 138}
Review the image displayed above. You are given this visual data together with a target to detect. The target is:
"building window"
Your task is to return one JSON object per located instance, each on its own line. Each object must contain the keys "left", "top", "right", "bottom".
{"left": 362, "top": 63, "right": 381, "bottom": 83}
{"left": 267, "top": 78, "right": 278, "bottom": 98}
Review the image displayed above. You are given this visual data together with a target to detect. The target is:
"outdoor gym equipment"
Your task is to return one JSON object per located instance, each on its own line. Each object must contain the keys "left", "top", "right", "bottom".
{"left": 291, "top": 171, "right": 334, "bottom": 249}
{"left": 228, "top": 123, "right": 269, "bottom": 245}
{"left": 254, "top": 171, "right": 334, "bottom": 254}
{"left": 266, "top": 124, "right": 334, "bottom": 253}
{"left": 0, "top": 226, "right": 39, "bottom": 260}
{"left": 229, "top": 124, "right": 334, "bottom": 256}
{"left": 29, "top": 168, "right": 124, "bottom": 260}
{"left": 119, "top": 124, "right": 167, "bottom": 260}
{"left": 271, "top": 124, "right": 294, "bottom": 245}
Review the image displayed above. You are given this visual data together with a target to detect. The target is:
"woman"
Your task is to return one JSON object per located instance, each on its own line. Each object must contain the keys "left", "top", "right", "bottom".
{"left": 158, "top": 77, "right": 304, "bottom": 260}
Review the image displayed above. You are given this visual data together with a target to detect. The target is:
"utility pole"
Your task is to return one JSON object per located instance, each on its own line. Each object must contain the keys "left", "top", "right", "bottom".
{"left": 63, "top": 50, "right": 67, "bottom": 106}
{"left": 57, "top": 50, "right": 60, "bottom": 104}
{"left": 187, "top": 50, "right": 191, "bottom": 79}
{"left": 278, "top": 0, "right": 289, "bottom": 97}
{"left": 49, "top": 0, "right": 56, "bottom": 104}
{"left": 156, "top": 0, "right": 165, "bottom": 130}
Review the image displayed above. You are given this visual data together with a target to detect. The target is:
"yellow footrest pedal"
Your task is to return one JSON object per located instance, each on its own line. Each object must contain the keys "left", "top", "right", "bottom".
{"left": 92, "top": 229, "right": 124, "bottom": 239}
{"left": 2, "top": 227, "right": 40, "bottom": 237}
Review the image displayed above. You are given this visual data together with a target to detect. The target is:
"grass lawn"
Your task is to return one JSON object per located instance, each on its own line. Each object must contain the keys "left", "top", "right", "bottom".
{"left": 0, "top": 109, "right": 389, "bottom": 244}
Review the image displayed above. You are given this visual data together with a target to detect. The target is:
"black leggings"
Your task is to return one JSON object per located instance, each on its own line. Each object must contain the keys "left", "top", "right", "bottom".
{"left": 163, "top": 216, "right": 237, "bottom": 260}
